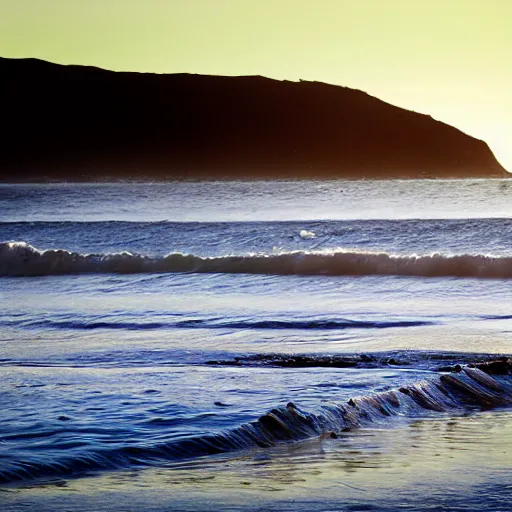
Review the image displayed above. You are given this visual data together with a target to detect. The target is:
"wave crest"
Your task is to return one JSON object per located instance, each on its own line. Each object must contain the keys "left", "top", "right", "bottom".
{"left": 2, "top": 241, "right": 512, "bottom": 278}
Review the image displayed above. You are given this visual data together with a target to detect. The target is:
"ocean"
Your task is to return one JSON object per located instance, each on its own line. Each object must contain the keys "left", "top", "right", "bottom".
{"left": 1, "top": 179, "right": 512, "bottom": 511}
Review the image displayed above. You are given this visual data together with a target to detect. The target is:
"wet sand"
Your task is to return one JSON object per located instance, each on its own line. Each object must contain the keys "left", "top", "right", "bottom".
{"left": 2, "top": 409, "right": 511, "bottom": 512}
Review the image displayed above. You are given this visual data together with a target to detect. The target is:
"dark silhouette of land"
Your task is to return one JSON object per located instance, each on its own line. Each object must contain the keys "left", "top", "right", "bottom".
{"left": 0, "top": 57, "right": 508, "bottom": 181}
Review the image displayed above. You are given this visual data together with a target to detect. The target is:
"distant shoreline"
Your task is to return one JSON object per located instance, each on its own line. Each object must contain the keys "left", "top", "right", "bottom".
{"left": 1, "top": 174, "right": 510, "bottom": 184}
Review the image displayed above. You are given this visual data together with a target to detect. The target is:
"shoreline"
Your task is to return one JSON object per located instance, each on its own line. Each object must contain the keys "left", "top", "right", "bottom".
{"left": 1, "top": 175, "right": 511, "bottom": 184}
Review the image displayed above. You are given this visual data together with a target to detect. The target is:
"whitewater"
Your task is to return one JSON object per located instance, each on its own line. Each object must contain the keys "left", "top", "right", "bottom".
{"left": 1, "top": 179, "right": 512, "bottom": 512}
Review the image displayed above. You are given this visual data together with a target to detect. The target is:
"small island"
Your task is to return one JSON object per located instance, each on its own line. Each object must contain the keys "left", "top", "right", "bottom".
{"left": 0, "top": 57, "right": 508, "bottom": 181}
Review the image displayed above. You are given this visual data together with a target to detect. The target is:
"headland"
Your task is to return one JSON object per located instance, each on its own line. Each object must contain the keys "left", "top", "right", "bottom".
{"left": 0, "top": 57, "right": 508, "bottom": 181}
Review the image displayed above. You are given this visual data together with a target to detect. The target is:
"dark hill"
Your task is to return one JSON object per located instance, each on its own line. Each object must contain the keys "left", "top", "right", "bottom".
{"left": 0, "top": 57, "right": 507, "bottom": 180}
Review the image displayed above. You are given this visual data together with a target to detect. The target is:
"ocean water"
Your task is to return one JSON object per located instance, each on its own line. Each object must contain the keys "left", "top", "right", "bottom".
{"left": 1, "top": 179, "right": 512, "bottom": 511}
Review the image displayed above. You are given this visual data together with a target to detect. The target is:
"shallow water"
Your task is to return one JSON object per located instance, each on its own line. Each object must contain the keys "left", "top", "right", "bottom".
{"left": 2, "top": 410, "right": 512, "bottom": 511}
{"left": 1, "top": 179, "right": 512, "bottom": 509}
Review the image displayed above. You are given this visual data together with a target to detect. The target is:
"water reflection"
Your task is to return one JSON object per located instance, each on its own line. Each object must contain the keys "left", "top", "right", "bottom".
{"left": 3, "top": 410, "right": 511, "bottom": 511}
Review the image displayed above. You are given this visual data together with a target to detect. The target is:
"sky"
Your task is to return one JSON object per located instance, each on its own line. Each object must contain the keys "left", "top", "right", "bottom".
{"left": 1, "top": 0, "right": 510, "bottom": 172}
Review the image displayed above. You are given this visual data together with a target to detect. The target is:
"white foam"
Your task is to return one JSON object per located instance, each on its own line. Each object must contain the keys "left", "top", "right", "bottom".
{"left": 299, "top": 229, "right": 316, "bottom": 239}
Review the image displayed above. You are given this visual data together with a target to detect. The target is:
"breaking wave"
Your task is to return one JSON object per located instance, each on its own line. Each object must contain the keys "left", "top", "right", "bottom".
{"left": 2, "top": 242, "right": 512, "bottom": 278}
{"left": 1, "top": 362, "right": 511, "bottom": 484}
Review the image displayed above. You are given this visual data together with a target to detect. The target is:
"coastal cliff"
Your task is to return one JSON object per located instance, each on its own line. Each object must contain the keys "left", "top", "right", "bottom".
{"left": 0, "top": 57, "right": 507, "bottom": 180}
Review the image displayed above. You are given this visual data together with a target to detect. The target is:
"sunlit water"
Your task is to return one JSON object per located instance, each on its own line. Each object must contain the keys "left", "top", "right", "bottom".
{"left": 1, "top": 179, "right": 512, "bottom": 511}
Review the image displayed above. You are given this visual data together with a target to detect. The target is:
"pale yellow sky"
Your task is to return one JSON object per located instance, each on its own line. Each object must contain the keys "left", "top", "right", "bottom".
{"left": 1, "top": 0, "right": 510, "bottom": 171}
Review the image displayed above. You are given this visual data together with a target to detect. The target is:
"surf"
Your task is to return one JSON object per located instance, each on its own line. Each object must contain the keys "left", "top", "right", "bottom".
{"left": 1, "top": 360, "right": 510, "bottom": 485}
{"left": 2, "top": 241, "right": 512, "bottom": 279}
